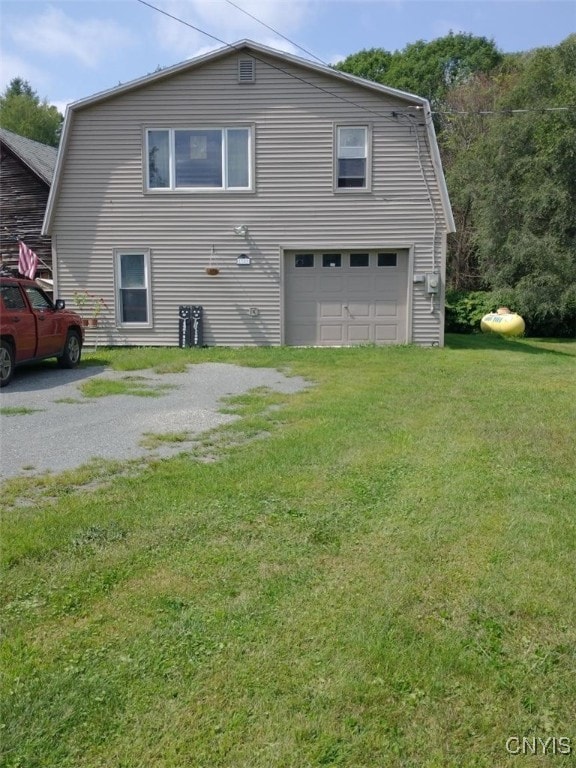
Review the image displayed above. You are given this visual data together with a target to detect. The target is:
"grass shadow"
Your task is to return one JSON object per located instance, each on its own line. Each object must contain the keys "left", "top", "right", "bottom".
{"left": 445, "top": 333, "right": 576, "bottom": 358}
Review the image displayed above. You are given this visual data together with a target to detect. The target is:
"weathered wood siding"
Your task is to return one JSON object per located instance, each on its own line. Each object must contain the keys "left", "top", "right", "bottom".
{"left": 0, "top": 148, "right": 52, "bottom": 276}
{"left": 51, "top": 50, "right": 449, "bottom": 346}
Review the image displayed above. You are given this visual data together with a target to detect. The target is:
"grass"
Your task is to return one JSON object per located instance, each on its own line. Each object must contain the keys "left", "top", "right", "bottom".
{"left": 78, "top": 375, "right": 174, "bottom": 399}
{"left": 0, "top": 406, "right": 42, "bottom": 416}
{"left": 1, "top": 335, "right": 575, "bottom": 767}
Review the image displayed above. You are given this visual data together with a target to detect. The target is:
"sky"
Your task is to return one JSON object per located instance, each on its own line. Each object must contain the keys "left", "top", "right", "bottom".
{"left": 1, "top": 0, "right": 575, "bottom": 113}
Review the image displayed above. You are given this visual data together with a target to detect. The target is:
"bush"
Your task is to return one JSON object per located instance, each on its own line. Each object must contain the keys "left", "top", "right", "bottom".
{"left": 445, "top": 291, "right": 500, "bottom": 333}
{"left": 445, "top": 289, "right": 576, "bottom": 337}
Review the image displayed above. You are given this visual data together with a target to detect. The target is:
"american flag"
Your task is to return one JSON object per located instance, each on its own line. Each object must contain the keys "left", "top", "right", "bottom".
{"left": 18, "top": 241, "right": 39, "bottom": 280}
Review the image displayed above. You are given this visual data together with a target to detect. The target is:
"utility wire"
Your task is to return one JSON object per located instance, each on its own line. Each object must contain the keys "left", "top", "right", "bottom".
{"left": 433, "top": 107, "right": 574, "bottom": 115}
{"left": 137, "top": 0, "right": 233, "bottom": 48}
{"left": 223, "top": 0, "right": 326, "bottom": 65}
{"left": 135, "top": 0, "right": 413, "bottom": 125}
{"left": 136, "top": 0, "right": 574, "bottom": 126}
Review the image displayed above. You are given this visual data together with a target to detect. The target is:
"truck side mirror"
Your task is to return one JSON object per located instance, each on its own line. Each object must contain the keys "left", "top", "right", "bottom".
{"left": 55, "top": 299, "right": 66, "bottom": 310}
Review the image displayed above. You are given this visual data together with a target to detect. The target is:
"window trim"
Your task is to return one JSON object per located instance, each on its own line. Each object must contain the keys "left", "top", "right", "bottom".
{"left": 334, "top": 123, "right": 372, "bottom": 193}
{"left": 114, "top": 249, "right": 153, "bottom": 328}
{"left": 145, "top": 126, "right": 254, "bottom": 192}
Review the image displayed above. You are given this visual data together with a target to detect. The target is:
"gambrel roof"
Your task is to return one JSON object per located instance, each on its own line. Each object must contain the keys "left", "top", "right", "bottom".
{"left": 45, "top": 39, "right": 454, "bottom": 233}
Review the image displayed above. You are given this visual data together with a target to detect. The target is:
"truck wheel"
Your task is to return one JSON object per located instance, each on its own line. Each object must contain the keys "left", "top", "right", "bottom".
{"left": 57, "top": 331, "right": 82, "bottom": 369}
{"left": 0, "top": 340, "right": 15, "bottom": 387}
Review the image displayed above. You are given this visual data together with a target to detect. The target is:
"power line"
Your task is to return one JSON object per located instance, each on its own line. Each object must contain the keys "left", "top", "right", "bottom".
{"left": 137, "top": 0, "right": 233, "bottom": 48}
{"left": 135, "top": 0, "right": 412, "bottom": 125}
{"left": 433, "top": 107, "right": 574, "bottom": 115}
{"left": 223, "top": 0, "right": 326, "bottom": 65}
{"left": 137, "top": 1, "right": 575, "bottom": 120}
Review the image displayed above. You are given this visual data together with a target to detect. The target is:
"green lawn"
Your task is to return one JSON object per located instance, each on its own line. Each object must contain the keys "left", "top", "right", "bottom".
{"left": 1, "top": 335, "right": 575, "bottom": 767}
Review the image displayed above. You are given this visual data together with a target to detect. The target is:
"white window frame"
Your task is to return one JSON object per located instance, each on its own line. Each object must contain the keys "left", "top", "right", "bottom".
{"left": 114, "top": 250, "right": 153, "bottom": 328}
{"left": 145, "top": 127, "right": 253, "bottom": 192}
{"left": 334, "top": 124, "right": 372, "bottom": 192}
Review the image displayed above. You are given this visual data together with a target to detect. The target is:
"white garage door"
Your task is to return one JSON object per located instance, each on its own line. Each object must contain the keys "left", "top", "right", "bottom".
{"left": 284, "top": 250, "right": 408, "bottom": 346}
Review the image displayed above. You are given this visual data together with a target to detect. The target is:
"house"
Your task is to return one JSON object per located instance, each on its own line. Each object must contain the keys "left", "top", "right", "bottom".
{"left": 43, "top": 40, "right": 455, "bottom": 347}
{"left": 0, "top": 128, "right": 58, "bottom": 284}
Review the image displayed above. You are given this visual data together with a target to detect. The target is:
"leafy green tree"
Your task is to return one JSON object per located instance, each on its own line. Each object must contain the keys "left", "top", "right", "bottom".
{"left": 440, "top": 68, "right": 521, "bottom": 290}
{"left": 471, "top": 35, "right": 576, "bottom": 331}
{"left": 335, "top": 33, "right": 503, "bottom": 107}
{"left": 333, "top": 48, "right": 393, "bottom": 84}
{"left": 386, "top": 33, "right": 503, "bottom": 105}
{"left": 0, "top": 78, "right": 63, "bottom": 146}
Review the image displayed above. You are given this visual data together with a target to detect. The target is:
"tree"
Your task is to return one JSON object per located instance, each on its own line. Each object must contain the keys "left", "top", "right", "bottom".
{"left": 332, "top": 48, "right": 393, "bottom": 84}
{"left": 440, "top": 68, "right": 521, "bottom": 290}
{"left": 471, "top": 36, "right": 576, "bottom": 331}
{"left": 335, "top": 33, "right": 503, "bottom": 107}
{"left": 0, "top": 78, "right": 63, "bottom": 146}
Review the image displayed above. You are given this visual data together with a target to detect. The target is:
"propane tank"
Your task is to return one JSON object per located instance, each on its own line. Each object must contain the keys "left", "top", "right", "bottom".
{"left": 481, "top": 307, "right": 525, "bottom": 336}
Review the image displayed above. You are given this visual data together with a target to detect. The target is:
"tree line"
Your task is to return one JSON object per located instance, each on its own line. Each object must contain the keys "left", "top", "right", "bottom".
{"left": 336, "top": 33, "right": 576, "bottom": 337}
{"left": 2, "top": 33, "right": 575, "bottom": 336}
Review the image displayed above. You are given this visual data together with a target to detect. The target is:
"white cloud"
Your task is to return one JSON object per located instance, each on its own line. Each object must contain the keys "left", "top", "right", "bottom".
{"left": 153, "top": 0, "right": 315, "bottom": 60}
{"left": 328, "top": 52, "right": 347, "bottom": 66}
{"left": 7, "top": 7, "right": 135, "bottom": 69}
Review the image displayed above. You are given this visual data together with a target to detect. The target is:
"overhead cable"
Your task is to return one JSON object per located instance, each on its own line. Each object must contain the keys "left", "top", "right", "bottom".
{"left": 137, "top": 1, "right": 576, "bottom": 120}
{"left": 223, "top": 0, "right": 326, "bottom": 65}
{"left": 135, "top": 0, "right": 409, "bottom": 125}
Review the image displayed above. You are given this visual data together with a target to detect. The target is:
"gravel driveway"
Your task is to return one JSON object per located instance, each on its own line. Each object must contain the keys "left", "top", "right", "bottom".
{"left": 0, "top": 362, "right": 307, "bottom": 480}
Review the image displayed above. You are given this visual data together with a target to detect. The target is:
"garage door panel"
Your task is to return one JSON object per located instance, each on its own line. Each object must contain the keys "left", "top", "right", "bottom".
{"left": 289, "top": 323, "right": 317, "bottom": 345}
{"left": 375, "top": 324, "right": 399, "bottom": 341}
{"left": 347, "top": 303, "right": 370, "bottom": 317}
{"left": 287, "top": 282, "right": 317, "bottom": 297}
{"left": 320, "top": 302, "right": 345, "bottom": 318}
{"left": 348, "top": 275, "right": 373, "bottom": 292}
{"left": 291, "top": 300, "right": 317, "bottom": 319}
{"left": 375, "top": 301, "right": 398, "bottom": 317}
{"left": 348, "top": 325, "right": 371, "bottom": 342}
{"left": 374, "top": 275, "right": 401, "bottom": 291}
{"left": 285, "top": 251, "right": 408, "bottom": 346}
{"left": 319, "top": 324, "right": 344, "bottom": 343}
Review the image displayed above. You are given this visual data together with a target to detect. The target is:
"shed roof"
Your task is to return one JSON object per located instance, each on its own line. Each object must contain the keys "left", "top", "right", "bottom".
{"left": 0, "top": 128, "right": 58, "bottom": 185}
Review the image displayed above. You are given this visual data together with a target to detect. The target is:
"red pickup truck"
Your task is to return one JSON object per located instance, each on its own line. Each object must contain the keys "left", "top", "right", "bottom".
{"left": 0, "top": 274, "right": 85, "bottom": 387}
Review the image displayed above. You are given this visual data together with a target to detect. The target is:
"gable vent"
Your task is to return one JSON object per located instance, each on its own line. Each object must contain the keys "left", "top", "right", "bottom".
{"left": 238, "top": 58, "right": 255, "bottom": 83}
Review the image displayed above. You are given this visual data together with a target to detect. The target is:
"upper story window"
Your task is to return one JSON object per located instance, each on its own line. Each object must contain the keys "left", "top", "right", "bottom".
{"left": 147, "top": 128, "right": 252, "bottom": 191}
{"left": 336, "top": 125, "right": 370, "bottom": 190}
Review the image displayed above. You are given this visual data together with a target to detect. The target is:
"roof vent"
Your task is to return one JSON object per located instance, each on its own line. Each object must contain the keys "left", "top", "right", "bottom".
{"left": 238, "top": 58, "right": 255, "bottom": 84}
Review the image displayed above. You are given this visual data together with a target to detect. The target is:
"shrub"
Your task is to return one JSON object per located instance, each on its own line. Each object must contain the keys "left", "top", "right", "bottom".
{"left": 445, "top": 289, "right": 576, "bottom": 337}
{"left": 445, "top": 290, "right": 499, "bottom": 333}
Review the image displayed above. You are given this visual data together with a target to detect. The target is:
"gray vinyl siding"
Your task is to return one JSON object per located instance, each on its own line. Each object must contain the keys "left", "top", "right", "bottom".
{"left": 51, "top": 51, "right": 449, "bottom": 346}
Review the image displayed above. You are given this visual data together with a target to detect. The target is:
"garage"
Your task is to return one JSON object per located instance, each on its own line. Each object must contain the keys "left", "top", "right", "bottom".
{"left": 284, "top": 249, "right": 409, "bottom": 345}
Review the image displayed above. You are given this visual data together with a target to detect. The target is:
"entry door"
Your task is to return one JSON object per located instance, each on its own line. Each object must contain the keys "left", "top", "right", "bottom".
{"left": 284, "top": 251, "right": 408, "bottom": 346}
